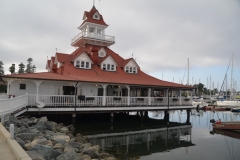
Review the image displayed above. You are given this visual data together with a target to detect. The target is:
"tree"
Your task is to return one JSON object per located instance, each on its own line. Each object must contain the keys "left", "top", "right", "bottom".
{"left": 9, "top": 65, "right": 15, "bottom": 74}
{"left": 0, "top": 61, "right": 4, "bottom": 75}
{"left": 25, "top": 58, "right": 36, "bottom": 73}
{"left": 18, "top": 62, "right": 25, "bottom": 74}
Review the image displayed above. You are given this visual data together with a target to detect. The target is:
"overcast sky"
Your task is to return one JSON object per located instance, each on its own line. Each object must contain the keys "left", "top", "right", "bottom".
{"left": 0, "top": 0, "right": 240, "bottom": 91}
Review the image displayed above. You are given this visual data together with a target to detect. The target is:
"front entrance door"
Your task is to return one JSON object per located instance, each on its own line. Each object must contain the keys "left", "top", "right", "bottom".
{"left": 63, "top": 86, "right": 75, "bottom": 95}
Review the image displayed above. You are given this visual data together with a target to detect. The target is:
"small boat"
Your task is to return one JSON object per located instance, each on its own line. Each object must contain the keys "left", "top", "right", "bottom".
{"left": 211, "top": 129, "right": 240, "bottom": 140}
{"left": 211, "top": 119, "right": 240, "bottom": 130}
{"left": 231, "top": 107, "right": 240, "bottom": 112}
{"left": 192, "top": 98, "right": 208, "bottom": 109}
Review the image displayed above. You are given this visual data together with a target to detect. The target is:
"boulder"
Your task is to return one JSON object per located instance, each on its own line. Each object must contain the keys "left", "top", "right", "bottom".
{"left": 39, "top": 116, "right": 48, "bottom": 122}
{"left": 15, "top": 137, "right": 26, "bottom": 147}
{"left": 53, "top": 135, "right": 70, "bottom": 143}
{"left": 60, "top": 127, "right": 69, "bottom": 134}
{"left": 64, "top": 144, "right": 79, "bottom": 153}
{"left": 56, "top": 151, "right": 81, "bottom": 160}
{"left": 68, "top": 141, "right": 83, "bottom": 150}
{"left": 83, "top": 149, "right": 99, "bottom": 159}
{"left": 76, "top": 136, "right": 87, "bottom": 143}
{"left": 24, "top": 142, "right": 32, "bottom": 151}
{"left": 54, "top": 143, "right": 64, "bottom": 149}
{"left": 28, "top": 128, "right": 42, "bottom": 134}
{"left": 35, "top": 120, "right": 46, "bottom": 131}
{"left": 100, "top": 153, "right": 116, "bottom": 159}
{"left": 29, "top": 144, "right": 53, "bottom": 160}
{"left": 26, "top": 151, "right": 45, "bottom": 160}
{"left": 45, "top": 121, "right": 55, "bottom": 131}
{"left": 16, "top": 133, "right": 36, "bottom": 141}
{"left": 66, "top": 133, "right": 74, "bottom": 139}
{"left": 82, "top": 154, "right": 92, "bottom": 160}
{"left": 31, "top": 139, "right": 53, "bottom": 148}
{"left": 81, "top": 143, "right": 92, "bottom": 152}
{"left": 51, "top": 149, "right": 63, "bottom": 159}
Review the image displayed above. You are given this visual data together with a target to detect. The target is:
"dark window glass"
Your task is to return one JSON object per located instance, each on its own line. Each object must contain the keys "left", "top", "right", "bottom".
{"left": 20, "top": 84, "right": 26, "bottom": 90}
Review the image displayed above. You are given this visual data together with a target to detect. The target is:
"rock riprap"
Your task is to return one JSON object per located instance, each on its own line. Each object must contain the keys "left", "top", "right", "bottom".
{"left": 4, "top": 115, "right": 116, "bottom": 160}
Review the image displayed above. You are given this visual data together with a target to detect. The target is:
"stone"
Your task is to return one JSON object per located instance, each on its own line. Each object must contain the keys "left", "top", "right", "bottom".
{"left": 24, "top": 142, "right": 32, "bottom": 150}
{"left": 82, "top": 154, "right": 92, "bottom": 160}
{"left": 54, "top": 138, "right": 66, "bottom": 145}
{"left": 67, "top": 133, "right": 74, "bottom": 139}
{"left": 68, "top": 125, "right": 75, "bottom": 132}
{"left": 29, "top": 128, "right": 42, "bottom": 134}
{"left": 60, "top": 127, "right": 69, "bottom": 134}
{"left": 83, "top": 149, "right": 99, "bottom": 159}
{"left": 64, "top": 144, "right": 79, "bottom": 153}
{"left": 69, "top": 141, "right": 83, "bottom": 150}
{"left": 81, "top": 143, "right": 92, "bottom": 152}
{"left": 27, "top": 151, "right": 45, "bottom": 160}
{"left": 45, "top": 121, "right": 55, "bottom": 131}
{"left": 16, "top": 133, "right": 36, "bottom": 141}
{"left": 31, "top": 139, "right": 53, "bottom": 148}
{"left": 15, "top": 137, "right": 26, "bottom": 147}
{"left": 56, "top": 151, "right": 81, "bottom": 160}
{"left": 51, "top": 149, "right": 63, "bottom": 159}
{"left": 55, "top": 125, "right": 61, "bottom": 132}
{"left": 35, "top": 120, "right": 46, "bottom": 131}
{"left": 29, "top": 144, "right": 53, "bottom": 160}
{"left": 53, "top": 135, "right": 70, "bottom": 143}
{"left": 54, "top": 143, "right": 64, "bottom": 149}
{"left": 9, "top": 115, "right": 18, "bottom": 125}
{"left": 100, "top": 153, "right": 115, "bottom": 159}
{"left": 21, "top": 117, "right": 29, "bottom": 123}
{"left": 39, "top": 116, "right": 48, "bottom": 122}
{"left": 76, "top": 136, "right": 87, "bottom": 143}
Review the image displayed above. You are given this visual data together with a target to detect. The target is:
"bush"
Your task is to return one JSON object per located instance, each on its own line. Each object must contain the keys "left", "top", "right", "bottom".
{"left": 113, "top": 97, "right": 121, "bottom": 101}
{"left": 86, "top": 97, "right": 95, "bottom": 101}
{"left": 137, "top": 98, "right": 144, "bottom": 101}
{"left": 157, "top": 98, "right": 163, "bottom": 101}
{"left": 184, "top": 98, "right": 190, "bottom": 101}
{"left": 0, "top": 84, "right": 7, "bottom": 93}
{"left": 172, "top": 98, "right": 178, "bottom": 101}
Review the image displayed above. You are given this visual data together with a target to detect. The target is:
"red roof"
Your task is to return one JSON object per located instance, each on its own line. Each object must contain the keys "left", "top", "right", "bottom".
{"left": 2, "top": 44, "right": 193, "bottom": 89}
{"left": 80, "top": 6, "right": 108, "bottom": 27}
{"left": 55, "top": 52, "right": 70, "bottom": 63}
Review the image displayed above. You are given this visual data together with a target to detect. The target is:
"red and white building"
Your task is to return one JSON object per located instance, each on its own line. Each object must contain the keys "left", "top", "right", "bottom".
{"left": 1, "top": 6, "right": 193, "bottom": 111}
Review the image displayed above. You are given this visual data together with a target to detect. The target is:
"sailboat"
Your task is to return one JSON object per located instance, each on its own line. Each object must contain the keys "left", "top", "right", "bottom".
{"left": 216, "top": 55, "right": 240, "bottom": 108}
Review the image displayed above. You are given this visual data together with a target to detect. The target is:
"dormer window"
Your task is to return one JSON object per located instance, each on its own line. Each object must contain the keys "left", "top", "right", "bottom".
{"left": 93, "top": 12, "right": 101, "bottom": 20}
{"left": 76, "top": 61, "right": 80, "bottom": 67}
{"left": 102, "top": 63, "right": 116, "bottom": 71}
{"left": 125, "top": 66, "right": 137, "bottom": 73}
{"left": 86, "top": 62, "right": 90, "bottom": 68}
{"left": 97, "top": 29, "right": 102, "bottom": 35}
{"left": 103, "top": 64, "right": 106, "bottom": 70}
{"left": 111, "top": 65, "right": 114, "bottom": 71}
{"left": 107, "top": 64, "right": 110, "bottom": 70}
{"left": 81, "top": 61, "right": 84, "bottom": 68}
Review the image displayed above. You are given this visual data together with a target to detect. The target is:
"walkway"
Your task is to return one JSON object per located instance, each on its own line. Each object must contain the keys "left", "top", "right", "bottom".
{"left": 0, "top": 130, "right": 16, "bottom": 160}
{"left": 0, "top": 123, "right": 31, "bottom": 160}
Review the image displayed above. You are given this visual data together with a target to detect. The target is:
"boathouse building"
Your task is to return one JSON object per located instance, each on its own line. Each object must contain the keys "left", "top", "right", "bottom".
{"left": 1, "top": 6, "right": 193, "bottom": 114}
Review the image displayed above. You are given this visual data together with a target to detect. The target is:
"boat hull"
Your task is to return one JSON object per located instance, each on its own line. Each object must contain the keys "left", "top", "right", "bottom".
{"left": 216, "top": 100, "right": 240, "bottom": 108}
{"left": 212, "top": 121, "right": 240, "bottom": 130}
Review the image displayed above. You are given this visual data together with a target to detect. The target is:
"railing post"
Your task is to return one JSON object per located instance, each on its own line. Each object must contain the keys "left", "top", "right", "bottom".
{"left": 102, "top": 84, "right": 107, "bottom": 106}
{"left": 10, "top": 124, "right": 14, "bottom": 140}
{"left": 148, "top": 88, "right": 151, "bottom": 106}
{"left": 126, "top": 86, "right": 130, "bottom": 106}
{"left": 1, "top": 114, "right": 5, "bottom": 125}
{"left": 179, "top": 90, "right": 182, "bottom": 106}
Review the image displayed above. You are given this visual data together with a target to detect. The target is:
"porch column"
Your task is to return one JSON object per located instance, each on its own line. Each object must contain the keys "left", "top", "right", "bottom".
{"left": 179, "top": 90, "right": 182, "bottom": 105}
{"left": 7, "top": 79, "right": 14, "bottom": 95}
{"left": 148, "top": 88, "right": 151, "bottom": 106}
{"left": 102, "top": 84, "right": 107, "bottom": 106}
{"left": 1, "top": 114, "right": 5, "bottom": 125}
{"left": 126, "top": 85, "right": 130, "bottom": 106}
{"left": 33, "top": 81, "right": 43, "bottom": 102}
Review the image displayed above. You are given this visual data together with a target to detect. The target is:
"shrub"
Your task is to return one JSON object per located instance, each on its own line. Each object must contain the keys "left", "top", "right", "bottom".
{"left": 137, "top": 98, "right": 144, "bottom": 101}
{"left": 113, "top": 97, "right": 121, "bottom": 101}
{"left": 86, "top": 97, "right": 95, "bottom": 101}
{"left": 172, "top": 98, "right": 178, "bottom": 101}
{"left": 157, "top": 98, "right": 163, "bottom": 101}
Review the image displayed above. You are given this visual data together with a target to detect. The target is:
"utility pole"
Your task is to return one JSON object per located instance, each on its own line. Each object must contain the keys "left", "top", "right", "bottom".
{"left": 187, "top": 58, "right": 189, "bottom": 86}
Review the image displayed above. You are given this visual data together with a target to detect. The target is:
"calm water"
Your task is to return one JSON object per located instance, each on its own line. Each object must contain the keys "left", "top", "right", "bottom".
{"left": 44, "top": 110, "right": 240, "bottom": 160}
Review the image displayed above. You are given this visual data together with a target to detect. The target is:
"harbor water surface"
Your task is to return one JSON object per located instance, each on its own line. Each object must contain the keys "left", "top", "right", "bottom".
{"left": 44, "top": 110, "right": 240, "bottom": 160}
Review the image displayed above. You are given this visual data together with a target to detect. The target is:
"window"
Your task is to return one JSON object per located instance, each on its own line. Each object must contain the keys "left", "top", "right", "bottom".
{"left": 86, "top": 62, "right": 89, "bottom": 68}
{"left": 111, "top": 64, "right": 114, "bottom": 71}
{"left": 130, "top": 67, "right": 132, "bottom": 73}
{"left": 89, "top": 27, "right": 95, "bottom": 33}
{"left": 97, "top": 29, "right": 102, "bottom": 35}
{"left": 126, "top": 66, "right": 129, "bottom": 73}
{"left": 133, "top": 67, "right": 136, "bottom": 73}
{"left": 103, "top": 64, "right": 106, "bottom": 70}
{"left": 81, "top": 61, "right": 85, "bottom": 68}
{"left": 76, "top": 61, "right": 80, "bottom": 67}
{"left": 126, "top": 66, "right": 137, "bottom": 73}
{"left": 107, "top": 64, "right": 110, "bottom": 70}
{"left": 20, "top": 84, "right": 26, "bottom": 90}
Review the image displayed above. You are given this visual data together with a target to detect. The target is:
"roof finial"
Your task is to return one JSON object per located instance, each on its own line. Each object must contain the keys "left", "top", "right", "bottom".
{"left": 93, "top": 0, "right": 95, "bottom": 6}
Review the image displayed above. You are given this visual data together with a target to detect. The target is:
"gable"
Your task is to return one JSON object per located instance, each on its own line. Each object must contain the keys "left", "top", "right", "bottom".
{"left": 93, "top": 11, "right": 101, "bottom": 20}
{"left": 74, "top": 52, "right": 93, "bottom": 63}
{"left": 101, "top": 55, "right": 118, "bottom": 66}
{"left": 125, "top": 59, "right": 140, "bottom": 69}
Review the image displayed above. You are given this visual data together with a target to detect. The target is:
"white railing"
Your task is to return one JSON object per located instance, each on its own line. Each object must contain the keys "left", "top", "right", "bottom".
{"left": 76, "top": 96, "right": 102, "bottom": 106}
{"left": 130, "top": 97, "right": 149, "bottom": 106}
{"left": 27, "top": 94, "right": 193, "bottom": 107}
{"left": 71, "top": 31, "right": 115, "bottom": 44}
{"left": 0, "top": 95, "right": 28, "bottom": 115}
{"left": 0, "top": 94, "right": 8, "bottom": 100}
{"left": 106, "top": 96, "right": 128, "bottom": 106}
{"left": 151, "top": 97, "right": 168, "bottom": 106}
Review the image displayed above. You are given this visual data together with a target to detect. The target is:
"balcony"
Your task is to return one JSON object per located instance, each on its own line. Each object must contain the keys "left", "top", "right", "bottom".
{"left": 71, "top": 31, "right": 115, "bottom": 47}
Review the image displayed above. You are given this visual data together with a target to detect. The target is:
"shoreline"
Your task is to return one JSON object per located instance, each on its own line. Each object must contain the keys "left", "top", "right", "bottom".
{"left": 3, "top": 115, "right": 117, "bottom": 160}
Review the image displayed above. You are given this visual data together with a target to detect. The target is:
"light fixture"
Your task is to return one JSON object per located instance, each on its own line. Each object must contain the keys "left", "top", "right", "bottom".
{"left": 20, "top": 80, "right": 22, "bottom": 83}
{"left": 119, "top": 85, "right": 120, "bottom": 88}
{"left": 70, "top": 83, "right": 72, "bottom": 85}
{"left": 95, "top": 84, "right": 98, "bottom": 87}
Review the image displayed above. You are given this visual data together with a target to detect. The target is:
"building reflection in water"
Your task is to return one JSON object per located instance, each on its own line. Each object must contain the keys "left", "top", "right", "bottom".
{"left": 86, "top": 125, "right": 194, "bottom": 158}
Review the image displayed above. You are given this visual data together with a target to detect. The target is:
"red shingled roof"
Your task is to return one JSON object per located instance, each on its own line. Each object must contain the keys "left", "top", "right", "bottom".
{"left": 80, "top": 6, "right": 108, "bottom": 27}
{"left": 55, "top": 53, "right": 70, "bottom": 63}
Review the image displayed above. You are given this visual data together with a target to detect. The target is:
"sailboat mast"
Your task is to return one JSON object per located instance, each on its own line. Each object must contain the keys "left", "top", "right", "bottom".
{"left": 187, "top": 58, "right": 189, "bottom": 85}
{"left": 230, "top": 54, "right": 233, "bottom": 100}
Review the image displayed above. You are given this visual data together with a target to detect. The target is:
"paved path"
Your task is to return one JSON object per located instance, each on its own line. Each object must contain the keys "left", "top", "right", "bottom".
{"left": 0, "top": 133, "right": 16, "bottom": 160}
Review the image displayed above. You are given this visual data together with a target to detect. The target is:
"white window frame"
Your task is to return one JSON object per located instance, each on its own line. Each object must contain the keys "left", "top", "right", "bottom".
{"left": 125, "top": 66, "right": 137, "bottom": 73}
{"left": 97, "top": 29, "right": 102, "bottom": 35}
{"left": 89, "top": 27, "right": 95, "bottom": 34}
{"left": 81, "top": 61, "right": 85, "bottom": 68}
{"left": 86, "top": 62, "right": 90, "bottom": 69}
{"left": 76, "top": 61, "right": 80, "bottom": 68}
